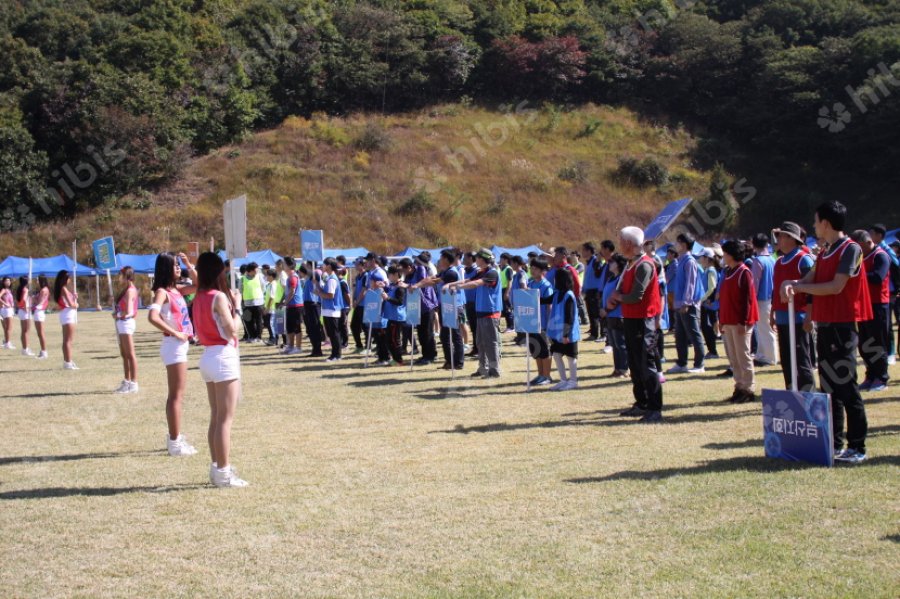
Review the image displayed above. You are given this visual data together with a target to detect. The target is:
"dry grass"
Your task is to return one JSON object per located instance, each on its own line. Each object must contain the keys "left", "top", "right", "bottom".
{"left": 0, "top": 311, "right": 898, "bottom": 598}
{"left": 0, "top": 104, "right": 708, "bottom": 259}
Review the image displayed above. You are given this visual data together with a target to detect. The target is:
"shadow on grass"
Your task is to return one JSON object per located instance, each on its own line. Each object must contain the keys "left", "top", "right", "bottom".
{"left": 0, "top": 483, "right": 208, "bottom": 500}
{"left": 428, "top": 408, "right": 757, "bottom": 434}
{"left": 882, "top": 534, "right": 900, "bottom": 544}
{"left": 702, "top": 439, "right": 763, "bottom": 450}
{"left": 564, "top": 454, "right": 900, "bottom": 483}
{"left": 869, "top": 424, "right": 900, "bottom": 436}
{"left": 0, "top": 449, "right": 164, "bottom": 466}
{"left": 0, "top": 391, "right": 103, "bottom": 399}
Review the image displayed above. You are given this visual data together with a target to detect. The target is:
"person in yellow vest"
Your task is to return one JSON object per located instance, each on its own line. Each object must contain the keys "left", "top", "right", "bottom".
{"left": 242, "top": 262, "right": 265, "bottom": 343}
{"left": 264, "top": 268, "right": 283, "bottom": 346}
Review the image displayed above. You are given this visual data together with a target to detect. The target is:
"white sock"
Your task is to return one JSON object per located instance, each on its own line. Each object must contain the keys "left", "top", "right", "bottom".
{"left": 553, "top": 353, "right": 567, "bottom": 381}
{"left": 567, "top": 357, "right": 578, "bottom": 384}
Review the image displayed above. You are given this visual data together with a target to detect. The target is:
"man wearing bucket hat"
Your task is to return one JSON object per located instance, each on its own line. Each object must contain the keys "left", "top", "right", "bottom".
{"left": 771, "top": 221, "right": 816, "bottom": 391}
{"left": 446, "top": 248, "right": 503, "bottom": 378}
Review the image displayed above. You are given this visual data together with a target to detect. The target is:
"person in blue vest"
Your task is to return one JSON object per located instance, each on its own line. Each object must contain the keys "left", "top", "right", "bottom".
{"left": 446, "top": 248, "right": 503, "bottom": 378}
{"left": 314, "top": 258, "right": 345, "bottom": 362}
{"left": 750, "top": 234, "right": 778, "bottom": 366}
{"left": 462, "top": 252, "right": 480, "bottom": 357}
{"left": 601, "top": 254, "right": 629, "bottom": 378}
{"left": 403, "top": 255, "right": 439, "bottom": 366}
{"left": 509, "top": 255, "right": 529, "bottom": 346}
{"left": 408, "top": 249, "right": 466, "bottom": 370}
{"left": 698, "top": 248, "right": 721, "bottom": 360}
{"left": 666, "top": 233, "right": 706, "bottom": 374}
{"left": 644, "top": 240, "right": 669, "bottom": 383}
{"left": 350, "top": 258, "right": 369, "bottom": 352}
{"left": 526, "top": 258, "right": 555, "bottom": 386}
{"left": 302, "top": 262, "right": 324, "bottom": 358}
{"left": 380, "top": 265, "right": 407, "bottom": 366}
{"left": 869, "top": 224, "right": 899, "bottom": 363}
{"left": 548, "top": 266, "right": 581, "bottom": 391}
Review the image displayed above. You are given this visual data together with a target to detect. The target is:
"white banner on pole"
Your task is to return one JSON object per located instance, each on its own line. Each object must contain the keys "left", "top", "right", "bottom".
{"left": 223, "top": 195, "right": 248, "bottom": 290}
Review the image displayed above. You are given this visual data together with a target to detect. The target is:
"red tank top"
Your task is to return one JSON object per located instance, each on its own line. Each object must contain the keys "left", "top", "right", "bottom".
{"left": 621, "top": 255, "right": 661, "bottom": 319}
{"left": 193, "top": 289, "right": 236, "bottom": 347}
{"left": 812, "top": 237, "right": 873, "bottom": 323}
{"left": 56, "top": 288, "right": 72, "bottom": 309}
{"left": 117, "top": 283, "right": 138, "bottom": 318}
{"left": 772, "top": 249, "right": 809, "bottom": 313}
{"left": 863, "top": 247, "right": 890, "bottom": 304}
{"left": 17, "top": 287, "right": 30, "bottom": 310}
{"left": 719, "top": 263, "right": 759, "bottom": 326}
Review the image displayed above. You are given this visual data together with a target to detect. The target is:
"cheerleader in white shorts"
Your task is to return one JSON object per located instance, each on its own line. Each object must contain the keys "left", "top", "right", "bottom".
{"left": 31, "top": 276, "right": 50, "bottom": 359}
{"left": 193, "top": 252, "right": 248, "bottom": 488}
{"left": 0, "top": 277, "right": 14, "bottom": 350}
{"left": 112, "top": 267, "right": 139, "bottom": 393}
{"left": 148, "top": 252, "right": 199, "bottom": 457}
{"left": 15, "top": 277, "right": 34, "bottom": 356}
{"left": 53, "top": 269, "right": 79, "bottom": 370}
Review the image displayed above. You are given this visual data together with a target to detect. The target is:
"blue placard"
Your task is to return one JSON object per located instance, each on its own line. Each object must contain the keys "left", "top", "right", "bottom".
{"left": 301, "top": 230, "right": 325, "bottom": 263}
{"left": 512, "top": 289, "right": 541, "bottom": 334}
{"left": 440, "top": 289, "right": 458, "bottom": 329}
{"left": 92, "top": 237, "right": 117, "bottom": 270}
{"left": 762, "top": 389, "right": 834, "bottom": 467}
{"left": 643, "top": 198, "right": 693, "bottom": 241}
{"left": 362, "top": 289, "right": 383, "bottom": 325}
{"left": 272, "top": 308, "right": 286, "bottom": 336}
{"left": 406, "top": 288, "right": 422, "bottom": 326}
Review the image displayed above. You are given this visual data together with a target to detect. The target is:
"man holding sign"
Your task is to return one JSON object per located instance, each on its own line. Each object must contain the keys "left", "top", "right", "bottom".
{"left": 446, "top": 248, "right": 502, "bottom": 378}
{"left": 407, "top": 250, "right": 465, "bottom": 370}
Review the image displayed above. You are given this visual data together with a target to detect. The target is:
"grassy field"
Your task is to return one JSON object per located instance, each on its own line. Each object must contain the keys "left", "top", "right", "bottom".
{"left": 0, "top": 311, "right": 897, "bottom": 598}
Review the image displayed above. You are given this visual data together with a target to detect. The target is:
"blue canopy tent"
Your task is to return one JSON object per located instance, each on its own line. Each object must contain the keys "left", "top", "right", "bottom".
{"left": 397, "top": 246, "right": 450, "bottom": 259}
{"left": 324, "top": 247, "right": 370, "bottom": 261}
{"left": 490, "top": 245, "right": 547, "bottom": 260}
{"left": 216, "top": 249, "right": 283, "bottom": 269}
{"left": 0, "top": 255, "right": 96, "bottom": 277}
{"left": 115, "top": 253, "right": 159, "bottom": 274}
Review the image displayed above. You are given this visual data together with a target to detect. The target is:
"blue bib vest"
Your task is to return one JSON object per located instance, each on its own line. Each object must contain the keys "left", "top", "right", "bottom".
{"left": 548, "top": 290, "right": 581, "bottom": 343}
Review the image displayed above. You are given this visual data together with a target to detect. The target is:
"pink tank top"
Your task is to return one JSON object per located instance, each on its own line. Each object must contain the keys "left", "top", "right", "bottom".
{"left": 34, "top": 289, "right": 49, "bottom": 311}
{"left": 163, "top": 288, "right": 194, "bottom": 337}
{"left": 117, "top": 283, "right": 138, "bottom": 318}
{"left": 193, "top": 289, "right": 236, "bottom": 347}
{"left": 0, "top": 289, "right": 12, "bottom": 308}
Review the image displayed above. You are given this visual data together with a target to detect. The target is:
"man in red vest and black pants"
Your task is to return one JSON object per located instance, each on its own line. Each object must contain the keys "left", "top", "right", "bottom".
{"left": 781, "top": 201, "right": 873, "bottom": 464}
{"left": 851, "top": 229, "right": 891, "bottom": 392}
{"left": 612, "top": 226, "right": 663, "bottom": 423}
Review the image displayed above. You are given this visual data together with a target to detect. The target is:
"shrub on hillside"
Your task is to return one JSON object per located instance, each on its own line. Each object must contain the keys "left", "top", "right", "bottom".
{"left": 558, "top": 161, "right": 589, "bottom": 184}
{"left": 353, "top": 123, "right": 391, "bottom": 152}
{"left": 396, "top": 190, "right": 435, "bottom": 216}
{"left": 613, "top": 156, "right": 669, "bottom": 187}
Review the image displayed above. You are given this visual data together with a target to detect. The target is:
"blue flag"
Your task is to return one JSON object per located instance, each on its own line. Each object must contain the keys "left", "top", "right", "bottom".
{"left": 644, "top": 198, "right": 692, "bottom": 241}
{"left": 362, "top": 289, "right": 383, "bottom": 325}
{"left": 301, "top": 230, "right": 325, "bottom": 263}
{"left": 512, "top": 289, "right": 541, "bottom": 334}
{"left": 406, "top": 288, "right": 422, "bottom": 326}
{"left": 441, "top": 288, "right": 458, "bottom": 329}
{"left": 92, "top": 237, "right": 117, "bottom": 270}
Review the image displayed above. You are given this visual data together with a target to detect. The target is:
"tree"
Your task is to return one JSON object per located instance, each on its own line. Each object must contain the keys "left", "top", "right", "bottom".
{"left": 702, "top": 163, "right": 737, "bottom": 233}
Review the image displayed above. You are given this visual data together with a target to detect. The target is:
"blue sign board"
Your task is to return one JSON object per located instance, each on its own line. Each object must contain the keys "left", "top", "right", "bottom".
{"left": 272, "top": 308, "right": 286, "bottom": 336}
{"left": 513, "top": 289, "right": 541, "bottom": 334}
{"left": 406, "top": 288, "right": 422, "bottom": 326}
{"left": 362, "top": 289, "right": 383, "bottom": 325}
{"left": 762, "top": 389, "right": 834, "bottom": 467}
{"left": 643, "top": 198, "right": 692, "bottom": 241}
{"left": 301, "top": 230, "right": 325, "bottom": 263}
{"left": 440, "top": 289, "right": 458, "bottom": 329}
{"left": 92, "top": 237, "right": 117, "bottom": 270}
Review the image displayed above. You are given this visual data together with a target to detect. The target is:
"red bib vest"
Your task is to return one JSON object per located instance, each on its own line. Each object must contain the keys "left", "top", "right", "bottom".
{"left": 812, "top": 238, "right": 873, "bottom": 323}
{"left": 863, "top": 246, "right": 890, "bottom": 304}
{"left": 772, "top": 249, "right": 809, "bottom": 313}
{"left": 621, "top": 255, "right": 661, "bottom": 319}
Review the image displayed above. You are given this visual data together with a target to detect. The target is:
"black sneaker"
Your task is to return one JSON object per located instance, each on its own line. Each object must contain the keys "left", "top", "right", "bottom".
{"left": 718, "top": 368, "right": 733, "bottom": 378}
{"left": 487, "top": 369, "right": 500, "bottom": 378}
{"left": 734, "top": 390, "right": 757, "bottom": 404}
{"left": 471, "top": 371, "right": 485, "bottom": 378}
{"left": 414, "top": 358, "right": 434, "bottom": 366}
{"left": 619, "top": 405, "right": 646, "bottom": 417}
{"left": 638, "top": 411, "right": 662, "bottom": 423}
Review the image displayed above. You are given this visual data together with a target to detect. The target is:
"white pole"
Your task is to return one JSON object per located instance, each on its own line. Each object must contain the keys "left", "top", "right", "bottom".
{"left": 95, "top": 274, "right": 100, "bottom": 309}
{"left": 409, "top": 325, "right": 416, "bottom": 372}
{"left": 106, "top": 269, "right": 114, "bottom": 308}
{"left": 364, "top": 323, "right": 373, "bottom": 367}
{"left": 72, "top": 240, "right": 77, "bottom": 299}
{"left": 788, "top": 297, "right": 798, "bottom": 392}
{"left": 449, "top": 326, "right": 455, "bottom": 381}
{"left": 526, "top": 331, "right": 531, "bottom": 391}
{"left": 28, "top": 257, "right": 32, "bottom": 283}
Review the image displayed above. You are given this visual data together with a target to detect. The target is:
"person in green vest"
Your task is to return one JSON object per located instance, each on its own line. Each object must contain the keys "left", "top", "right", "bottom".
{"left": 242, "top": 262, "right": 265, "bottom": 343}
{"left": 499, "top": 252, "right": 514, "bottom": 331}
{"left": 264, "top": 268, "right": 283, "bottom": 346}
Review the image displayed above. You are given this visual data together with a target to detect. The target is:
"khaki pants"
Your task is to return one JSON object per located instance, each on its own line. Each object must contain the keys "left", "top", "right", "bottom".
{"left": 722, "top": 324, "right": 755, "bottom": 392}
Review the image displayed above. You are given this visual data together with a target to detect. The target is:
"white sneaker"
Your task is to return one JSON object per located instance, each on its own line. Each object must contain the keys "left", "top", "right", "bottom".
{"left": 209, "top": 462, "right": 217, "bottom": 484}
{"left": 167, "top": 434, "right": 198, "bottom": 457}
{"left": 601, "top": 346, "right": 613, "bottom": 354}
{"left": 21, "top": 348, "right": 35, "bottom": 356}
{"left": 36, "top": 350, "right": 48, "bottom": 359}
{"left": 562, "top": 379, "right": 578, "bottom": 391}
{"left": 113, "top": 380, "right": 130, "bottom": 393}
{"left": 687, "top": 366, "right": 706, "bottom": 374}
{"left": 550, "top": 380, "right": 569, "bottom": 391}
{"left": 463, "top": 344, "right": 471, "bottom": 352}
{"left": 286, "top": 347, "right": 302, "bottom": 355}
{"left": 127, "top": 381, "right": 139, "bottom": 393}
{"left": 4, "top": 342, "right": 15, "bottom": 350}
{"left": 665, "top": 365, "right": 688, "bottom": 374}
{"left": 888, "top": 354, "right": 897, "bottom": 365}
{"left": 212, "top": 465, "right": 249, "bottom": 488}
{"left": 63, "top": 361, "right": 79, "bottom": 370}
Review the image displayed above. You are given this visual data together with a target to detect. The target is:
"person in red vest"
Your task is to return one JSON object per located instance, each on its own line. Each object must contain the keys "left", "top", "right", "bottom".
{"left": 611, "top": 226, "right": 663, "bottom": 423}
{"left": 850, "top": 229, "right": 891, "bottom": 392}
{"left": 781, "top": 201, "right": 873, "bottom": 464}
{"left": 719, "top": 240, "right": 759, "bottom": 403}
{"left": 771, "top": 221, "right": 816, "bottom": 391}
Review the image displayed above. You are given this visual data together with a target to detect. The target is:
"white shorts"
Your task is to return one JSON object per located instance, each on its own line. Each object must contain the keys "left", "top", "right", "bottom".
{"left": 199, "top": 344, "right": 241, "bottom": 383}
{"left": 58, "top": 307, "right": 78, "bottom": 326}
{"left": 115, "top": 318, "right": 136, "bottom": 336}
{"left": 0, "top": 307, "right": 13, "bottom": 319}
{"left": 17, "top": 309, "right": 30, "bottom": 321}
{"left": 32, "top": 309, "right": 46, "bottom": 323}
{"left": 160, "top": 336, "right": 190, "bottom": 366}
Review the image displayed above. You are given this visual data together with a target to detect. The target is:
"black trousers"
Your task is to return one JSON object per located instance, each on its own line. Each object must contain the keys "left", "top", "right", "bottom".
{"left": 700, "top": 307, "right": 718, "bottom": 355}
{"left": 584, "top": 289, "right": 601, "bottom": 338}
{"left": 303, "top": 303, "right": 323, "bottom": 355}
{"left": 323, "top": 316, "right": 342, "bottom": 359}
{"left": 439, "top": 308, "right": 464, "bottom": 368}
{"left": 776, "top": 323, "right": 816, "bottom": 392}
{"left": 623, "top": 317, "right": 663, "bottom": 411}
{"left": 372, "top": 327, "right": 390, "bottom": 362}
{"left": 817, "top": 324, "right": 867, "bottom": 453}
{"left": 465, "top": 303, "right": 478, "bottom": 352}
{"left": 387, "top": 320, "right": 405, "bottom": 363}
{"left": 859, "top": 303, "right": 890, "bottom": 383}
{"left": 351, "top": 306, "right": 366, "bottom": 348}
{"left": 264, "top": 311, "right": 275, "bottom": 340}
{"left": 339, "top": 309, "right": 349, "bottom": 348}
{"left": 245, "top": 305, "right": 263, "bottom": 339}
{"left": 417, "top": 308, "right": 437, "bottom": 361}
